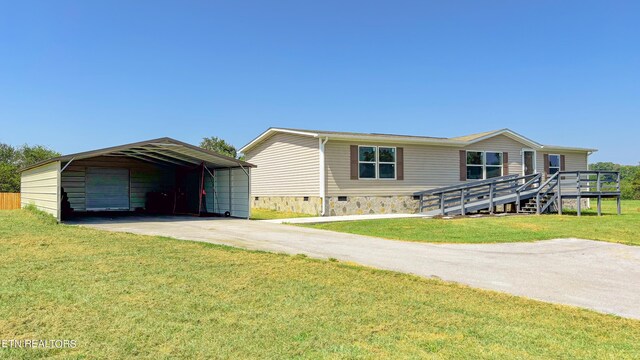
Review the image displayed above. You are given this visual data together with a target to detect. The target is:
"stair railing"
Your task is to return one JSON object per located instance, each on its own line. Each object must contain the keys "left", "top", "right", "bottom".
{"left": 536, "top": 172, "right": 560, "bottom": 214}
{"left": 515, "top": 173, "right": 542, "bottom": 212}
{"left": 416, "top": 174, "right": 535, "bottom": 215}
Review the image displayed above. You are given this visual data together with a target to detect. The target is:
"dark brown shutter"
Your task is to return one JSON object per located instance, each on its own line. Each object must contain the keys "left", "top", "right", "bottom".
{"left": 502, "top": 152, "right": 509, "bottom": 176}
{"left": 350, "top": 145, "right": 358, "bottom": 180}
{"left": 543, "top": 154, "right": 550, "bottom": 177}
{"left": 396, "top": 147, "right": 404, "bottom": 180}
{"left": 560, "top": 155, "right": 566, "bottom": 171}
{"left": 459, "top": 150, "right": 467, "bottom": 181}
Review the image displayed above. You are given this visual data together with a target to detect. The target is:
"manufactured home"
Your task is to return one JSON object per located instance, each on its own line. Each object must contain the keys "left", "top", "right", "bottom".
{"left": 241, "top": 128, "right": 598, "bottom": 216}
{"left": 20, "top": 138, "right": 254, "bottom": 222}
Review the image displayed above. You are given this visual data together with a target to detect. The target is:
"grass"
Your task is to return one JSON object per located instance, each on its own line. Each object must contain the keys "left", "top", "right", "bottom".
{"left": 0, "top": 209, "right": 639, "bottom": 358}
{"left": 250, "top": 207, "right": 314, "bottom": 220}
{"left": 302, "top": 200, "right": 640, "bottom": 246}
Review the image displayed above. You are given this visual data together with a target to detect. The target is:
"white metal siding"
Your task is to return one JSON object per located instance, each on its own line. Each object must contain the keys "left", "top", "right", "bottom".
{"left": 213, "top": 169, "right": 230, "bottom": 214}
{"left": 231, "top": 168, "right": 249, "bottom": 218}
{"left": 244, "top": 132, "right": 319, "bottom": 196}
{"left": 212, "top": 168, "right": 250, "bottom": 218}
{"left": 21, "top": 161, "right": 60, "bottom": 218}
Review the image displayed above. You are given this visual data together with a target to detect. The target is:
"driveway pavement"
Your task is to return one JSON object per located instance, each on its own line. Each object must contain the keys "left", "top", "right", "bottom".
{"left": 71, "top": 215, "right": 640, "bottom": 320}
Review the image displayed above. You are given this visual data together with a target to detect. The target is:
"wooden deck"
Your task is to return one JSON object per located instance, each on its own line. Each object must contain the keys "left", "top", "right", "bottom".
{"left": 416, "top": 171, "right": 621, "bottom": 217}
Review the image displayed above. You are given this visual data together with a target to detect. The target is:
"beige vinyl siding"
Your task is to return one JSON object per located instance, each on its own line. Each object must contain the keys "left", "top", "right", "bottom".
{"left": 244, "top": 133, "right": 319, "bottom": 196}
{"left": 536, "top": 151, "right": 588, "bottom": 174}
{"left": 60, "top": 156, "right": 175, "bottom": 212}
{"left": 463, "top": 134, "right": 527, "bottom": 176}
{"left": 326, "top": 140, "right": 460, "bottom": 196}
{"left": 21, "top": 161, "right": 60, "bottom": 218}
{"left": 325, "top": 135, "right": 590, "bottom": 196}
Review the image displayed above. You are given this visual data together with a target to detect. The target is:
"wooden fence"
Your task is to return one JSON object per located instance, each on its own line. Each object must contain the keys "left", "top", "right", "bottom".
{"left": 0, "top": 193, "right": 21, "bottom": 210}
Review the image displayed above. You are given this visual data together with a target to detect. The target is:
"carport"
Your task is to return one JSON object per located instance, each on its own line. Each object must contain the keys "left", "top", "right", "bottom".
{"left": 20, "top": 137, "right": 254, "bottom": 222}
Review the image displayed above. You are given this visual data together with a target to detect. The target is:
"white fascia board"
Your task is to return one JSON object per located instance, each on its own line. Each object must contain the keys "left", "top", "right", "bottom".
{"left": 318, "top": 134, "right": 466, "bottom": 146}
{"left": 239, "top": 128, "right": 319, "bottom": 153}
{"left": 541, "top": 145, "right": 598, "bottom": 153}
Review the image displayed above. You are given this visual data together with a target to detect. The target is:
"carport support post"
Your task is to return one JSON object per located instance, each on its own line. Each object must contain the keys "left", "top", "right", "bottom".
{"left": 228, "top": 167, "right": 232, "bottom": 216}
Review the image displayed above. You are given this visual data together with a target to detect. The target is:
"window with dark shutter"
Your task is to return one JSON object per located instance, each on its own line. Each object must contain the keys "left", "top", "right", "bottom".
{"left": 350, "top": 145, "right": 358, "bottom": 180}
{"left": 459, "top": 150, "right": 467, "bottom": 181}
{"left": 397, "top": 147, "right": 404, "bottom": 180}
{"left": 502, "top": 152, "right": 509, "bottom": 175}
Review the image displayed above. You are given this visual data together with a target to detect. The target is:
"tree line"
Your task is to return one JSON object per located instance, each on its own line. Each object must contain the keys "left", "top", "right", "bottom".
{"left": 589, "top": 162, "right": 640, "bottom": 200}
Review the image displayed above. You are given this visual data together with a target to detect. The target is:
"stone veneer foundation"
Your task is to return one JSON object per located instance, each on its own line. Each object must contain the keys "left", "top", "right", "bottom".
{"left": 326, "top": 196, "right": 420, "bottom": 216}
{"left": 253, "top": 195, "right": 590, "bottom": 217}
{"left": 252, "top": 196, "right": 322, "bottom": 215}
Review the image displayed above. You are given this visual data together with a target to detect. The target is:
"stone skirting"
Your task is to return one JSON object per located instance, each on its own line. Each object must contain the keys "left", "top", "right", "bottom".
{"left": 252, "top": 196, "right": 322, "bottom": 215}
{"left": 559, "top": 198, "right": 591, "bottom": 210}
{"left": 326, "top": 196, "right": 420, "bottom": 216}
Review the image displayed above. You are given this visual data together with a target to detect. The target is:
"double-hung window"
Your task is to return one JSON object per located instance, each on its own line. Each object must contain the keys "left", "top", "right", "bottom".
{"left": 548, "top": 154, "right": 561, "bottom": 174}
{"left": 358, "top": 146, "right": 396, "bottom": 179}
{"left": 466, "top": 151, "right": 503, "bottom": 180}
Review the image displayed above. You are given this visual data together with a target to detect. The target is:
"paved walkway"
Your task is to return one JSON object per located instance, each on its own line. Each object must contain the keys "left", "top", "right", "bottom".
{"left": 261, "top": 213, "right": 429, "bottom": 224}
{"left": 71, "top": 216, "right": 640, "bottom": 320}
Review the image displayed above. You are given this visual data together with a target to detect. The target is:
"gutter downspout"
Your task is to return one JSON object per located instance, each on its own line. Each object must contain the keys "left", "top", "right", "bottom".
{"left": 319, "top": 137, "right": 329, "bottom": 216}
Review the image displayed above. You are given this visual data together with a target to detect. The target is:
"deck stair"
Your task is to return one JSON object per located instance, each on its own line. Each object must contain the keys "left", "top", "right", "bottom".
{"left": 415, "top": 171, "right": 622, "bottom": 217}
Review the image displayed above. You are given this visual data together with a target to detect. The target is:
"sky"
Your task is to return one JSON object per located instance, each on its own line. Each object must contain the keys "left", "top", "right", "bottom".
{"left": 0, "top": 1, "right": 638, "bottom": 164}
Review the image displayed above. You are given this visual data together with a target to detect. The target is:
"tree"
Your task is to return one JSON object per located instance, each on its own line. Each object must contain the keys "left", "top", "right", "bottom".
{"left": 0, "top": 143, "right": 60, "bottom": 193}
{"left": 199, "top": 136, "right": 239, "bottom": 159}
{"left": 590, "top": 161, "right": 640, "bottom": 200}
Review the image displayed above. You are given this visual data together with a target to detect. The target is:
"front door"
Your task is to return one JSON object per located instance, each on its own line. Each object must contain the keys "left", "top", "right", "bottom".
{"left": 523, "top": 150, "right": 536, "bottom": 176}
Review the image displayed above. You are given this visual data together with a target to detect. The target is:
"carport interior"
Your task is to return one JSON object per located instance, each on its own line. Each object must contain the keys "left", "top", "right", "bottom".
{"left": 58, "top": 138, "right": 250, "bottom": 221}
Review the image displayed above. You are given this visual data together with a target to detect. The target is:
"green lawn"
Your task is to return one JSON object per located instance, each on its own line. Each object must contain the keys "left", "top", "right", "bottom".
{"left": 302, "top": 200, "right": 640, "bottom": 246}
{"left": 250, "top": 207, "right": 314, "bottom": 220}
{"left": 0, "top": 209, "right": 639, "bottom": 358}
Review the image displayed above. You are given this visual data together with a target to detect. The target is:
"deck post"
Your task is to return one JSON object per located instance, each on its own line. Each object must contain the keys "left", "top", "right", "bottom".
{"left": 440, "top": 193, "right": 445, "bottom": 216}
{"left": 516, "top": 193, "right": 521, "bottom": 213}
{"left": 557, "top": 176, "right": 562, "bottom": 215}
{"left": 617, "top": 196, "right": 621, "bottom": 215}
{"left": 577, "top": 196, "right": 581, "bottom": 216}
{"left": 597, "top": 195, "right": 602, "bottom": 216}
{"left": 460, "top": 189, "right": 465, "bottom": 216}
{"left": 536, "top": 193, "right": 540, "bottom": 215}
{"left": 489, "top": 183, "right": 494, "bottom": 214}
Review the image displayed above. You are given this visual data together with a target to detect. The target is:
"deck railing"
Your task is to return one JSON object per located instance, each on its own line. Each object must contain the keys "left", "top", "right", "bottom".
{"left": 416, "top": 174, "right": 539, "bottom": 216}
{"left": 416, "top": 171, "right": 621, "bottom": 216}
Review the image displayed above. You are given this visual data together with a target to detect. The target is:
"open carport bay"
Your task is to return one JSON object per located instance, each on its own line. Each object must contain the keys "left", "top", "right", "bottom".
{"left": 20, "top": 138, "right": 254, "bottom": 221}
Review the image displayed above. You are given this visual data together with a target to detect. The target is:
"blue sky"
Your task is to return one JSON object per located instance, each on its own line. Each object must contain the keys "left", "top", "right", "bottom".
{"left": 0, "top": 1, "right": 638, "bottom": 164}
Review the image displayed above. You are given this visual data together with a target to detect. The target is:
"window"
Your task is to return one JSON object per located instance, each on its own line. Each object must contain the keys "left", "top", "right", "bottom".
{"left": 485, "top": 152, "right": 503, "bottom": 179}
{"left": 466, "top": 151, "right": 483, "bottom": 180}
{"left": 338, "top": 196, "right": 348, "bottom": 201}
{"left": 358, "top": 146, "right": 396, "bottom": 179}
{"left": 303, "top": 196, "right": 309, "bottom": 201}
{"left": 358, "top": 146, "right": 376, "bottom": 179}
{"left": 549, "top": 154, "right": 561, "bottom": 175}
{"left": 466, "top": 151, "right": 503, "bottom": 180}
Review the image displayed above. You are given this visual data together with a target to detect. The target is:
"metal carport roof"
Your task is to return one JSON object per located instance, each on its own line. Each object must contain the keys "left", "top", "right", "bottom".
{"left": 21, "top": 137, "right": 255, "bottom": 172}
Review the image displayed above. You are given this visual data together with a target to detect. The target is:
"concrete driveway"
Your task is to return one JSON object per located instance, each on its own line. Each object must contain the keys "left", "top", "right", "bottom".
{"left": 71, "top": 215, "right": 640, "bottom": 320}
